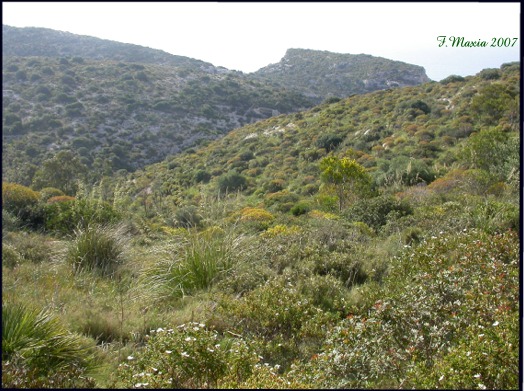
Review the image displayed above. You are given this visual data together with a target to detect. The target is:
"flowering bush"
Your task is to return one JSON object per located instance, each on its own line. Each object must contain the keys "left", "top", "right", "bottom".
{"left": 237, "top": 207, "right": 275, "bottom": 230}
{"left": 290, "top": 229, "right": 519, "bottom": 389}
{"left": 218, "top": 276, "right": 338, "bottom": 370}
{"left": 261, "top": 224, "right": 301, "bottom": 238}
{"left": 115, "top": 322, "right": 259, "bottom": 388}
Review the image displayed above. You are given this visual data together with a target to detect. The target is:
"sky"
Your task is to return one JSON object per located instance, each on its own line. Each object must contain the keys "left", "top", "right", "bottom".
{"left": 2, "top": 2, "right": 520, "bottom": 81}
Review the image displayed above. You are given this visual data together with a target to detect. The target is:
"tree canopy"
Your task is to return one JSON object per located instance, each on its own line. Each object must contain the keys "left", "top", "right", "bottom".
{"left": 319, "top": 155, "right": 371, "bottom": 211}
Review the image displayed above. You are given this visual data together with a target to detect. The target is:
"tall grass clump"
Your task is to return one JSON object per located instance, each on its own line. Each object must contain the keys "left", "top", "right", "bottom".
{"left": 66, "top": 223, "right": 128, "bottom": 277}
{"left": 2, "top": 301, "right": 97, "bottom": 388}
{"left": 144, "top": 228, "right": 241, "bottom": 300}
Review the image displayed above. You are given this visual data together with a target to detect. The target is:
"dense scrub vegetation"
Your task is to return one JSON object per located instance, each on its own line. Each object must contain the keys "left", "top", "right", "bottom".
{"left": 2, "top": 55, "right": 312, "bottom": 185}
{"left": 2, "top": 61, "right": 520, "bottom": 388}
{"left": 3, "top": 26, "right": 430, "bottom": 187}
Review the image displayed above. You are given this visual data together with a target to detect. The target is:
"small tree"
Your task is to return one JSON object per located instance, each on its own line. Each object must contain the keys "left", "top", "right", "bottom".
{"left": 319, "top": 156, "right": 371, "bottom": 212}
{"left": 32, "top": 150, "right": 87, "bottom": 195}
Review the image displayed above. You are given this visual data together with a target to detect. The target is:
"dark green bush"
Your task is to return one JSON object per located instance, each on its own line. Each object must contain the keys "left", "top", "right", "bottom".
{"left": 478, "top": 68, "right": 501, "bottom": 80}
{"left": 346, "top": 195, "right": 413, "bottom": 232}
{"left": 440, "top": 74, "right": 466, "bottom": 84}
{"left": 194, "top": 169, "right": 211, "bottom": 184}
{"left": 217, "top": 171, "right": 247, "bottom": 193}
{"left": 316, "top": 133, "right": 344, "bottom": 151}
{"left": 290, "top": 201, "right": 311, "bottom": 216}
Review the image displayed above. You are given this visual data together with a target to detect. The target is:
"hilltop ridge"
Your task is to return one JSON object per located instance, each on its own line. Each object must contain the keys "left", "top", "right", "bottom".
{"left": 254, "top": 48, "right": 431, "bottom": 102}
{"left": 3, "top": 25, "right": 431, "bottom": 185}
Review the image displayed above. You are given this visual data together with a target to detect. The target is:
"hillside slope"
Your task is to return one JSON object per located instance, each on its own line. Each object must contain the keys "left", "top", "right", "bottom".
{"left": 2, "top": 25, "right": 213, "bottom": 68}
{"left": 2, "top": 25, "right": 430, "bottom": 185}
{"left": 1, "top": 62, "right": 519, "bottom": 389}
{"left": 118, "top": 62, "right": 519, "bottom": 215}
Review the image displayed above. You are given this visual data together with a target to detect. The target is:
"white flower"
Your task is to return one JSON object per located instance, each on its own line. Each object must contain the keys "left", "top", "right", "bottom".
{"left": 181, "top": 351, "right": 190, "bottom": 357}
{"left": 478, "top": 383, "right": 487, "bottom": 390}
{"left": 127, "top": 355, "right": 134, "bottom": 360}
{"left": 439, "top": 375, "right": 444, "bottom": 382}
{"left": 165, "top": 350, "right": 172, "bottom": 354}
{"left": 185, "top": 337, "right": 192, "bottom": 342}
{"left": 492, "top": 321, "right": 499, "bottom": 326}
{"left": 466, "top": 351, "right": 471, "bottom": 357}
{"left": 156, "top": 327, "right": 164, "bottom": 333}
{"left": 474, "top": 373, "right": 481, "bottom": 378}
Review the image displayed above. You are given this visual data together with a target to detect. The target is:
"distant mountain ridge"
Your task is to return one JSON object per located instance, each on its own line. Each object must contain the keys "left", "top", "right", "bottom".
{"left": 2, "top": 25, "right": 432, "bottom": 186}
{"left": 254, "top": 48, "right": 431, "bottom": 102}
{"left": 2, "top": 25, "right": 221, "bottom": 71}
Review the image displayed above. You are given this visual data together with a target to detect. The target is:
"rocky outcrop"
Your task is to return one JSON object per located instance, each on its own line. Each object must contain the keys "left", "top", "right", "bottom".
{"left": 253, "top": 48, "right": 431, "bottom": 103}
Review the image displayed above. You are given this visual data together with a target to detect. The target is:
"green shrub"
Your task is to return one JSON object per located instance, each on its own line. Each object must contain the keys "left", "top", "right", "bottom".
{"left": 291, "top": 229, "right": 519, "bottom": 388}
{"left": 217, "top": 171, "right": 247, "bottom": 193}
{"left": 66, "top": 224, "right": 128, "bottom": 277}
{"left": 218, "top": 276, "right": 337, "bottom": 370}
{"left": 44, "top": 198, "right": 121, "bottom": 234}
{"left": 266, "top": 178, "right": 286, "bottom": 193}
{"left": 440, "top": 74, "right": 466, "bottom": 84}
{"left": 3, "top": 231, "right": 55, "bottom": 264}
{"left": 346, "top": 195, "right": 413, "bottom": 232}
{"left": 2, "top": 182, "right": 43, "bottom": 229}
{"left": 2, "top": 243, "right": 21, "bottom": 268}
{"left": 401, "top": 226, "right": 423, "bottom": 245}
{"left": 38, "top": 187, "right": 65, "bottom": 201}
{"left": 298, "top": 274, "right": 349, "bottom": 313}
{"left": 316, "top": 133, "right": 344, "bottom": 151}
{"left": 290, "top": 201, "right": 311, "bottom": 216}
{"left": 2, "top": 301, "right": 97, "bottom": 387}
{"left": 312, "top": 251, "right": 368, "bottom": 288}
{"left": 264, "top": 190, "right": 300, "bottom": 212}
{"left": 194, "top": 169, "right": 211, "bottom": 184}
{"left": 478, "top": 68, "right": 501, "bottom": 80}
{"left": 2, "top": 209, "right": 20, "bottom": 234}
{"left": 238, "top": 207, "right": 275, "bottom": 231}
{"left": 114, "top": 322, "right": 259, "bottom": 388}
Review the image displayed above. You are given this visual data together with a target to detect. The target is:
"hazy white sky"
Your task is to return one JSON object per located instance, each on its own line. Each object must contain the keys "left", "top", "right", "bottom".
{"left": 2, "top": 2, "right": 520, "bottom": 81}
